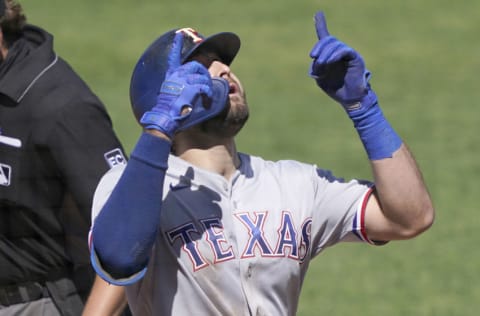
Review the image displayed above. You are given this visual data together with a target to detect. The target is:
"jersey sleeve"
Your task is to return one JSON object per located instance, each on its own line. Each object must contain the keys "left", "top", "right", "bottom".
{"left": 309, "top": 167, "right": 378, "bottom": 257}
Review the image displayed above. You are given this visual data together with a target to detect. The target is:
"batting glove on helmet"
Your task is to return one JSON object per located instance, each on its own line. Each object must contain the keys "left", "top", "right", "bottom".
{"left": 140, "top": 32, "right": 228, "bottom": 138}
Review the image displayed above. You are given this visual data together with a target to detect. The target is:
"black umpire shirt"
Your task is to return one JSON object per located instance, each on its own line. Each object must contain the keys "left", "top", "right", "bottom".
{"left": 0, "top": 25, "right": 127, "bottom": 300}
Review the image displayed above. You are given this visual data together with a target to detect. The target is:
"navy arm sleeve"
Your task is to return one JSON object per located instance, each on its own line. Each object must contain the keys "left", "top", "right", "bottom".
{"left": 91, "top": 132, "right": 171, "bottom": 280}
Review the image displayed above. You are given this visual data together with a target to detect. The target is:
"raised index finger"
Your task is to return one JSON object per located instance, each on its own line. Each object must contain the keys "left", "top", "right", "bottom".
{"left": 168, "top": 31, "right": 185, "bottom": 70}
{"left": 314, "top": 11, "right": 330, "bottom": 39}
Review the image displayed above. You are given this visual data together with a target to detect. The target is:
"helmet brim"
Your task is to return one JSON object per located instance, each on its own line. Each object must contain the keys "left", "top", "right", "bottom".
{"left": 183, "top": 32, "right": 240, "bottom": 66}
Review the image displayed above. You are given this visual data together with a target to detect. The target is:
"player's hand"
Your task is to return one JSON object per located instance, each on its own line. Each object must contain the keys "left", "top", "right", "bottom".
{"left": 140, "top": 32, "right": 214, "bottom": 138}
{"left": 309, "top": 11, "right": 374, "bottom": 109}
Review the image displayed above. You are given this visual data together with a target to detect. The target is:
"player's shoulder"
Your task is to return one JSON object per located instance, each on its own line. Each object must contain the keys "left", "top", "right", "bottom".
{"left": 93, "top": 164, "right": 126, "bottom": 198}
{"left": 102, "top": 163, "right": 126, "bottom": 182}
{"left": 241, "top": 153, "right": 316, "bottom": 177}
{"left": 242, "top": 153, "right": 353, "bottom": 186}
{"left": 91, "top": 163, "right": 127, "bottom": 217}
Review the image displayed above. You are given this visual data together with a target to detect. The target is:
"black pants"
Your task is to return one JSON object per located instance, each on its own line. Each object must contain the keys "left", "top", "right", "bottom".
{"left": 0, "top": 279, "right": 83, "bottom": 316}
{"left": 0, "top": 297, "right": 61, "bottom": 316}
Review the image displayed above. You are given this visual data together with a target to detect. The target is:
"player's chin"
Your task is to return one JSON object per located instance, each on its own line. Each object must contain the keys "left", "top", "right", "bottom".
{"left": 227, "top": 105, "right": 249, "bottom": 134}
{"left": 201, "top": 100, "right": 249, "bottom": 137}
{"left": 225, "top": 97, "right": 249, "bottom": 125}
{"left": 218, "top": 95, "right": 249, "bottom": 121}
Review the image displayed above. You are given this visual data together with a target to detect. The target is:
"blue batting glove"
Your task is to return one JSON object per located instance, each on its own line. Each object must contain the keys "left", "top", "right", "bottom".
{"left": 309, "top": 11, "right": 402, "bottom": 160}
{"left": 309, "top": 11, "right": 374, "bottom": 111}
{"left": 140, "top": 32, "right": 213, "bottom": 138}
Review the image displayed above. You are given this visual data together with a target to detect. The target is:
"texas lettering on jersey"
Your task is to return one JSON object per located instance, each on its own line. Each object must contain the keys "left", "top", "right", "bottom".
{"left": 166, "top": 211, "right": 312, "bottom": 272}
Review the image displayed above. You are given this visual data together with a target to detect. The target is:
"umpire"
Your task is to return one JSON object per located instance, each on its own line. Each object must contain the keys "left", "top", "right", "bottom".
{"left": 0, "top": 1, "right": 127, "bottom": 315}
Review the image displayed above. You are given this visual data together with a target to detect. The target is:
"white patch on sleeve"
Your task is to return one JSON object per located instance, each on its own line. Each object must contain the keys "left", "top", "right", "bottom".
{"left": 104, "top": 148, "right": 127, "bottom": 168}
{"left": 0, "top": 163, "right": 12, "bottom": 186}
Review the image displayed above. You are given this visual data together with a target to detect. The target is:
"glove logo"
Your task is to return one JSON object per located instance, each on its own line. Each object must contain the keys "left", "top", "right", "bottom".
{"left": 161, "top": 81, "right": 184, "bottom": 96}
{"left": 176, "top": 28, "right": 203, "bottom": 43}
{"left": 0, "top": 163, "right": 12, "bottom": 186}
{"left": 346, "top": 102, "right": 362, "bottom": 111}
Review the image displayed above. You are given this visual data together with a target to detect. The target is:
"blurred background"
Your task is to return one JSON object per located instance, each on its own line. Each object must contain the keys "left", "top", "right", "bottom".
{"left": 21, "top": 0, "right": 479, "bottom": 315}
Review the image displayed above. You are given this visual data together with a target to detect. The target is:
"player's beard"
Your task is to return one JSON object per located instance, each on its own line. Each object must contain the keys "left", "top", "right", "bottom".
{"left": 198, "top": 92, "right": 249, "bottom": 138}
{"left": 171, "top": 93, "right": 249, "bottom": 156}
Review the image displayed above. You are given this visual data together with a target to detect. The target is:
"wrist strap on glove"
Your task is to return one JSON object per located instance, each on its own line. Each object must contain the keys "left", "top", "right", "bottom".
{"left": 346, "top": 90, "right": 402, "bottom": 160}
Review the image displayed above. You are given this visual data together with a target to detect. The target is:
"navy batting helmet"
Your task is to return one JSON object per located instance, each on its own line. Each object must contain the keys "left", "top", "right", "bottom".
{"left": 130, "top": 27, "right": 241, "bottom": 126}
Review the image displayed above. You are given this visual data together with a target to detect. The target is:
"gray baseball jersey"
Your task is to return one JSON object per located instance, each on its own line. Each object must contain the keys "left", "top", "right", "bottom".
{"left": 90, "top": 152, "right": 374, "bottom": 316}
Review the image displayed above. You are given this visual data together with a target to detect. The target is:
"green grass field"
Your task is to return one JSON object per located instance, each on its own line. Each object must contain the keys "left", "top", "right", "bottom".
{"left": 21, "top": 1, "right": 480, "bottom": 315}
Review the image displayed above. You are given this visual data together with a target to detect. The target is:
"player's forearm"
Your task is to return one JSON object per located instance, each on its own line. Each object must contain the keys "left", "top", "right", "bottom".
{"left": 82, "top": 276, "right": 128, "bottom": 316}
{"left": 91, "top": 132, "right": 170, "bottom": 280}
{"left": 370, "top": 144, "right": 435, "bottom": 239}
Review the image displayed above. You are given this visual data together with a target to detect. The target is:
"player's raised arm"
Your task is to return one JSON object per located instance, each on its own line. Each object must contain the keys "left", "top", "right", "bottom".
{"left": 90, "top": 31, "right": 221, "bottom": 284}
{"left": 309, "top": 11, "right": 434, "bottom": 242}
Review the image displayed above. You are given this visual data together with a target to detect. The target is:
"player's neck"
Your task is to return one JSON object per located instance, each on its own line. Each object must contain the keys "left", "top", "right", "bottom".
{"left": 174, "top": 139, "right": 240, "bottom": 180}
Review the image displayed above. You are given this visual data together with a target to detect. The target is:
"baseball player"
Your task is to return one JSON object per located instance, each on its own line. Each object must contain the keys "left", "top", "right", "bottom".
{"left": 89, "top": 11, "right": 435, "bottom": 316}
